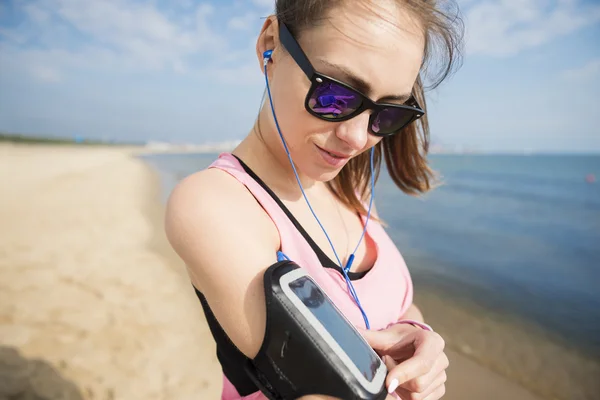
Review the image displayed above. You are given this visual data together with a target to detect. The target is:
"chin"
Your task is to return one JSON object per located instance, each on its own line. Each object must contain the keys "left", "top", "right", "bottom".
{"left": 303, "top": 161, "right": 344, "bottom": 183}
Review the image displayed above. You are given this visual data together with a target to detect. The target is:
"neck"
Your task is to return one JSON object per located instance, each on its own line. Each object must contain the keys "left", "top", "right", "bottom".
{"left": 232, "top": 107, "right": 328, "bottom": 202}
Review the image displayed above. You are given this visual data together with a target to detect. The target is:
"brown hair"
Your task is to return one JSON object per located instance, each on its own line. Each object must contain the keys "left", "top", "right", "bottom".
{"left": 274, "top": 0, "right": 464, "bottom": 220}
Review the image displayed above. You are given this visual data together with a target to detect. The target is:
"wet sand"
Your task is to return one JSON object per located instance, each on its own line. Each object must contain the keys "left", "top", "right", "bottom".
{"left": 414, "top": 285, "right": 600, "bottom": 400}
{"left": 0, "top": 143, "right": 580, "bottom": 399}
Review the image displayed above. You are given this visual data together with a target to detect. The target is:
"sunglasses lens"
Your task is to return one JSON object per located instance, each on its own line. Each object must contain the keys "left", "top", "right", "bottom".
{"left": 371, "top": 107, "right": 416, "bottom": 135}
{"left": 308, "top": 81, "right": 362, "bottom": 119}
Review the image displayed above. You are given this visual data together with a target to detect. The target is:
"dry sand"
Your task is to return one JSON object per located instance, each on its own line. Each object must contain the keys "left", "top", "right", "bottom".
{"left": 0, "top": 143, "right": 553, "bottom": 399}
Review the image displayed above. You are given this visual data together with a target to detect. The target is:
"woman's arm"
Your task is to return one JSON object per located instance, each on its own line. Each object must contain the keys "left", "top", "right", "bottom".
{"left": 165, "top": 168, "right": 280, "bottom": 358}
{"left": 401, "top": 303, "right": 425, "bottom": 323}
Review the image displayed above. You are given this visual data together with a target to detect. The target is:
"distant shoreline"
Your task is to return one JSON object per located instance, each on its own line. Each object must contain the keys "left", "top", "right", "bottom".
{"left": 0, "top": 132, "right": 139, "bottom": 146}
{"left": 3, "top": 132, "right": 599, "bottom": 155}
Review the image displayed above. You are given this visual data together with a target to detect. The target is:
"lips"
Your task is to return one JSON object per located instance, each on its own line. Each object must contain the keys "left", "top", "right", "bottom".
{"left": 316, "top": 146, "right": 351, "bottom": 159}
{"left": 315, "top": 145, "right": 351, "bottom": 167}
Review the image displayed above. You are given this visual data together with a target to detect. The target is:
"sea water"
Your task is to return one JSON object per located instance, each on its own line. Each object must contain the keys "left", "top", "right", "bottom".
{"left": 141, "top": 152, "right": 600, "bottom": 357}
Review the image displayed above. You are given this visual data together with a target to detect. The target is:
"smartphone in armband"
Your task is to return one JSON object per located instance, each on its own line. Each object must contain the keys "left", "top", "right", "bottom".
{"left": 245, "top": 260, "right": 388, "bottom": 400}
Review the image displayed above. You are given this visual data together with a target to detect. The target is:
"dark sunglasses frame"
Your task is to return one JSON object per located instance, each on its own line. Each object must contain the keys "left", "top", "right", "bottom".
{"left": 278, "top": 21, "right": 425, "bottom": 137}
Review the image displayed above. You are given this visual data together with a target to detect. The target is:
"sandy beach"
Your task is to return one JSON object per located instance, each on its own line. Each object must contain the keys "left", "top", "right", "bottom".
{"left": 0, "top": 143, "right": 591, "bottom": 400}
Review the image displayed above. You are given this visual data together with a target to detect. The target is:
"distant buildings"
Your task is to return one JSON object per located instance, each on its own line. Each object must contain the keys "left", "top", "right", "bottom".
{"left": 143, "top": 139, "right": 243, "bottom": 153}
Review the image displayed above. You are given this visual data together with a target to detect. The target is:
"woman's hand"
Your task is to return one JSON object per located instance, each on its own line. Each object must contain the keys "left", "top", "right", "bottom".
{"left": 297, "top": 394, "right": 398, "bottom": 400}
{"left": 359, "top": 324, "right": 449, "bottom": 400}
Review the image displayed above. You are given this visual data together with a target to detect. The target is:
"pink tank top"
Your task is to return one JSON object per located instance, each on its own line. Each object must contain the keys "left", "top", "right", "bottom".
{"left": 208, "top": 152, "right": 414, "bottom": 400}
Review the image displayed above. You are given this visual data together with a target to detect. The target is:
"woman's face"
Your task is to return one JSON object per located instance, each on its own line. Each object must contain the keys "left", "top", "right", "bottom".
{"left": 261, "top": 1, "right": 425, "bottom": 182}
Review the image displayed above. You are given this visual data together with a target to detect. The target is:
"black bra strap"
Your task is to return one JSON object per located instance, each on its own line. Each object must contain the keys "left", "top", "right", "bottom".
{"left": 231, "top": 154, "right": 370, "bottom": 280}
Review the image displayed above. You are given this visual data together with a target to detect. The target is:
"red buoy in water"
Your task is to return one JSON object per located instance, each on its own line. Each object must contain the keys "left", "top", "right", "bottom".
{"left": 586, "top": 174, "right": 596, "bottom": 183}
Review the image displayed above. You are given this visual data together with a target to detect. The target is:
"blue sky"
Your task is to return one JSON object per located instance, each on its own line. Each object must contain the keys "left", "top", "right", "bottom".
{"left": 0, "top": 0, "right": 599, "bottom": 153}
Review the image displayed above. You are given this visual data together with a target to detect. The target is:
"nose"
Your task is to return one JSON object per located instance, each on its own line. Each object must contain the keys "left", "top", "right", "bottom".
{"left": 335, "top": 112, "right": 370, "bottom": 151}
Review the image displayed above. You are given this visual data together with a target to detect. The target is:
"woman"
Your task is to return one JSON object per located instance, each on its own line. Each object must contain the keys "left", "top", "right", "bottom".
{"left": 165, "top": 0, "right": 464, "bottom": 399}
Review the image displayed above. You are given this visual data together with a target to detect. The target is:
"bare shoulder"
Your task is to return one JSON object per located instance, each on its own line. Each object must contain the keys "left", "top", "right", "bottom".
{"left": 165, "top": 167, "right": 280, "bottom": 288}
{"left": 164, "top": 166, "right": 280, "bottom": 357}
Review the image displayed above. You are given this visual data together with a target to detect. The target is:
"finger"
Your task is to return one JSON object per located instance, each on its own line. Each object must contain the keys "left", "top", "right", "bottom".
{"left": 359, "top": 327, "right": 414, "bottom": 353}
{"left": 383, "top": 355, "right": 398, "bottom": 371}
{"left": 399, "top": 352, "right": 449, "bottom": 393}
{"left": 387, "top": 361, "right": 446, "bottom": 399}
{"left": 387, "top": 332, "right": 445, "bottom": 386}
{"left": 396, "top": 371, "right": 447, "bottom": 399}
{"left": 422, "top": 383, "right": 446, "bottom": 400}
{"left": 383, "top": 355, "right": 403, "bottom": 395}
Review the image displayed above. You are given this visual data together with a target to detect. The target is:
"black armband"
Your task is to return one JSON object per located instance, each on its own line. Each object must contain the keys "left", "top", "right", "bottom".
{"left": 244, "top": 261, "right": 388, "bottom": 400}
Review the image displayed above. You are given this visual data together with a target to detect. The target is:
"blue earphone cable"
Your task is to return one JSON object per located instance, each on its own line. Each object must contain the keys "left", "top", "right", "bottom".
{"left": 263, "top": 55, "right": 374, "bottom": 329}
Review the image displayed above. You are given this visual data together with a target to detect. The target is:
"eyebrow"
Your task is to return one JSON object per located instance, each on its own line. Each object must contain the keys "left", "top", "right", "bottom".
{"left": 316, "top": 59, "right": 413, "bottom": 104}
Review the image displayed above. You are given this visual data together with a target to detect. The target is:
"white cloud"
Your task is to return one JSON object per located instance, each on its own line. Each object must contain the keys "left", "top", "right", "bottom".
{"left": 228, "top": 12, "right": 260, "bottom": 30}
{"left": 250, "top": 0, "right": 274, "bottom": 15}
{"left": 251, "top": 0, "right": 274, "bottom": 9}
{"left": 29, "top": 65, "right": 63, "bottom": 83}
{"left": 53, "top": 0, "right": 220, "bottom": 68}
{"left": 174, "top": 0, "right": 195, "bottom": 9}
{"left": 562, "top": 59, "right": 600, "bottom": 81}
{"left": 0, "top": 0, "right": 230, "bottom": 79}
{"left": 463, "top": 0, "right": 600, "bottom": 57}
{"left": 0, "top": 28, "right": 27, "bottom": 45}
{"left": 23, "top": 3, "right": 51, "bottom": 23}
{"left": 207, "top": 63, "right": 263, "bottom": 86}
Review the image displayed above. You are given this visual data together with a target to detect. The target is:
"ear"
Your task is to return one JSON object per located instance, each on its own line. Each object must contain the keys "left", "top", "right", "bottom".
{"left": 255, "top": 15, "right": 280, "bottom": 72}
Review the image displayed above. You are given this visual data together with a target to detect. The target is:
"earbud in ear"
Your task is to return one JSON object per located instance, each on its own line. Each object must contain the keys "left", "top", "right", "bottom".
{"left": 263, "top": 49, "right": 273, "bottom": 62}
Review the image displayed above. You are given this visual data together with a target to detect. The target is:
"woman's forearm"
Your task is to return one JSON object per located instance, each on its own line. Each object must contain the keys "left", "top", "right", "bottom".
{"left": 298, "top": 395, "right": 395, "bottom": 400}
{"left": 401, "top": 303, "right": 425, "bottom": 323}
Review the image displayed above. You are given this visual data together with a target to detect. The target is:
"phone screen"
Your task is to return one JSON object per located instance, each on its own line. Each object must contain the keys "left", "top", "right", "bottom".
{"left": 289, "top": 276, "right": 381, "bottom": 381}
